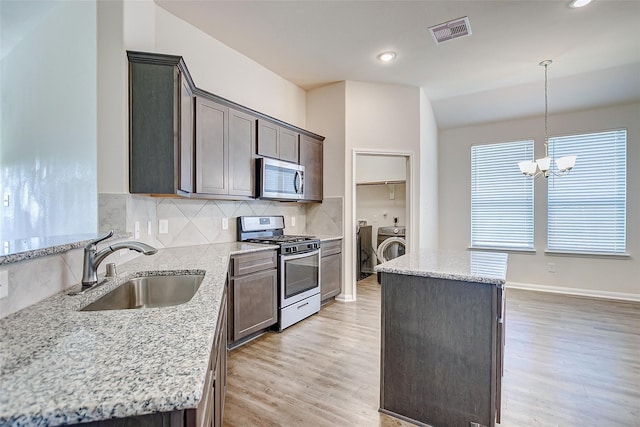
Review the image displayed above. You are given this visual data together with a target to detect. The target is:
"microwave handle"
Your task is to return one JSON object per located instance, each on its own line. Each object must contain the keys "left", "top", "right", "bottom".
{"left": 294, "top": 170, "right": 304, "bottom": 195}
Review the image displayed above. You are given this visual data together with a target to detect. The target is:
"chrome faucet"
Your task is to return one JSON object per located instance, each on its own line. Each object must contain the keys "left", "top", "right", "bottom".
{"left": 80, "top": 229, "right": 157, "bottom": 289}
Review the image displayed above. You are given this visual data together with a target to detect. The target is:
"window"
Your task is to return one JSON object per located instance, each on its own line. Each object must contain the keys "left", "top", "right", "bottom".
{"left": 471, "top": 140, "right": 534, "bottom": 249}
{"left": 548, "top": 129, "right": 627, "bottom": 255}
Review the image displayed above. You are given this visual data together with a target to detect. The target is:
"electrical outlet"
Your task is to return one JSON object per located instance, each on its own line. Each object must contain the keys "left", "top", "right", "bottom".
{"left": 222, "top": 217, "right": 229, "bottom": 230}
{"left": 291, "top": 216, "right": 296, "bottom": 227}
{"left": 0, "top": 270, "right": 8, "bottom": 299}
{"left": 159, "top": 219, "right": 169, "bottom": 234}
{"left": 134, "top": 221, "right": 140, "bottom": 239}
{"left": 547, "top": 262, "right": 555, "bottom": 273}
{"left": 3, "top": 194, "right": 9, "bottom": 207}
{"left": 147, "top": 221, "right": 152, "bottom": 235}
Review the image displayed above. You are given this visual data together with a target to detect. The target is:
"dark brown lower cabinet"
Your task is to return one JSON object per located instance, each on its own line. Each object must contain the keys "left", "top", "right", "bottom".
{"left": 320, "top": 240, "right": 342, "bottom": 302}
{"left": 228, "top": 250, "right": 278, "bottom": 346}
{"left": 185, "top": 286, "right": 227, "bottom": 427}
{"left": 379, "top": 272, "right": 504, "bottom": 427}
{"left": 79, "top": 288, "right": 228, "bottom": 427}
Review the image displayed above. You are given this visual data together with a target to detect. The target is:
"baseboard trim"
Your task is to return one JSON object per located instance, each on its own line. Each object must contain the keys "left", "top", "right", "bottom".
{"left": 336, "top": 293, "right": 356, "bottom": 302}
{"left": 507, "top": 281, "right": 640, "bottom": 303}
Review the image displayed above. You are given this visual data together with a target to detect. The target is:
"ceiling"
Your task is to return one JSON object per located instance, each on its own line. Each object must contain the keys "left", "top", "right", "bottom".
{"left": 156, "top": 0, "right": 640, "bottom": 129}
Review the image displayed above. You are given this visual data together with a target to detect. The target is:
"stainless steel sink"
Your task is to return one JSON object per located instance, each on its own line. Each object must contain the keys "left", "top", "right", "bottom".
{"left": 81, "top": 274, "right": 204, "bottom": 311}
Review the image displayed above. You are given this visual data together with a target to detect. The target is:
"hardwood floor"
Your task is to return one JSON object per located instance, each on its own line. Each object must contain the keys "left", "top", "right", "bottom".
{"left": 498, "top": 288, "right": 640, "bottom": 426}
{"left": 223, "top": 275, "right": 640, "bottom": 426}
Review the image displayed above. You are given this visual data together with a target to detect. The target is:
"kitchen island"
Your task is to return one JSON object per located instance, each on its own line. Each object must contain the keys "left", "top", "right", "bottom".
{"left": 0, "top": 242, "right": 276, "bottom": 426}
{"left": 375, "top": 249, "right": 508, "bottom": 427}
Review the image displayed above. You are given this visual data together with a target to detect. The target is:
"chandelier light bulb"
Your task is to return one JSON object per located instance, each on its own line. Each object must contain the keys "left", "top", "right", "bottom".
{"left": 517, "top": 60, "right": 577, "bottom": 179}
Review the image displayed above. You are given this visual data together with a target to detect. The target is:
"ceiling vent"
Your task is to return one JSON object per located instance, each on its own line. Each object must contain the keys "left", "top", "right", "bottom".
{"left": 429, "top": 16, "right": 472, "bottom": 44}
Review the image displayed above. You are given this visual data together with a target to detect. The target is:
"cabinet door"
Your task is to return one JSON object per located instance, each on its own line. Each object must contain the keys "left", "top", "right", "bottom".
{"left": 129, "top": 61, "right": 178, "bottom": 194}
{"left": 179, "top": 74, "right": 194, "bottom": 193}
{"left": 257, "top": 119, "right": 279, "bottom": 159}
{"left": 196, "top": 97, "right": 228, "bottom": 195}
{"left": 279, "top": 127, "right": 299, "bottom": 163}
{"left": 213, "top": 294, "right": 227, "bottom": 427}
{"left": 228, "top": 109, "right": 256, "bottom": 197}
{"left": 321, "top": 252, "right": 342, "bottom": 301}
{"left": 299, "top": 135, "right": 323, "bottom": 201}
{"left": 232, "top": 268, "right": 278, "bottom": 341}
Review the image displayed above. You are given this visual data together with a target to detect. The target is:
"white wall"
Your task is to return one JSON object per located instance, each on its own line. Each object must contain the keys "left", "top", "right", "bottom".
{"left": 419, "top": 88, "right": 439, "bottom": 249}
{"left": 439, "top": 102, "right": 640, "bottom": 298}
{"left": 0, "top": 0, "right": 97, "bottom": 246}
{"left": 306, "top": 82, "right": 346, "bottom": 199}
{"left": 356, "top": 183, "right": 407, "bottom": 251}
{"left": 344, "top": 81, "right": 421, "bottom": 300}
{"left": 153, "top": 6, "right": 306, "bottom": 128}
{"left": 99, "top": 0, "right": 308, "bottom": 193}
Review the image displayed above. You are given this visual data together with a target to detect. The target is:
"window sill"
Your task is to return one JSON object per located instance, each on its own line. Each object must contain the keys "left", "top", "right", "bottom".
{"left": 544, "top": 250, "right": 631, "bottom": 259}
{"left": 468, "top": 246, "right": 536, "bottom": 254}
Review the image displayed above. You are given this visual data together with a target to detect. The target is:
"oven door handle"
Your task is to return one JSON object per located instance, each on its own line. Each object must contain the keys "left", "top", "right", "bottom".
{"left": 280, "top": 248, "right": 320, "bottom": 261}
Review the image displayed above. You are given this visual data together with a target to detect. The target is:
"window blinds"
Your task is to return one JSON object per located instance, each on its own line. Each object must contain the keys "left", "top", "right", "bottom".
{"left": 548, "top": 129, "right": 627, "bottom": 254}
{"left": 471, "top": 140, "right": 534, "bottom": 249}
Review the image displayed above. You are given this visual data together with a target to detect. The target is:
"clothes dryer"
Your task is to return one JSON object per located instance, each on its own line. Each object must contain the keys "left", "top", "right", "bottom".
{"left": 376, "top": 226, "right": 406, "bottom": 263}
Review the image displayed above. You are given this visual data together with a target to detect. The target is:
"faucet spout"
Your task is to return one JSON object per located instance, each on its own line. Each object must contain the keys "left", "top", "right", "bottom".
{"left": 80, "top": 230, "right": 157, "bottom": 288}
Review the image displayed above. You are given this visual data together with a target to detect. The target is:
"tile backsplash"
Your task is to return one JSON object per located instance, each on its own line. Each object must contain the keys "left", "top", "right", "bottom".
{"left": 120, "top": 195, "right": 308, "bottom": 248}
{"left": 1, "top": 194, "right": 342, "bottom": 318}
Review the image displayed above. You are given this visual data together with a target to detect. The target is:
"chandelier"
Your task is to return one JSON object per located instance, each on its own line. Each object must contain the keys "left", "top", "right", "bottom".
{"left": 518, "top": 60, "right": 577, "bottom": 178}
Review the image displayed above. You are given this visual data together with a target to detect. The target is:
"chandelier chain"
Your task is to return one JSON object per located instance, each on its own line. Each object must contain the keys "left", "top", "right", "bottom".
{"left": 544, "top": 61, "right": 549, "bottom": 157}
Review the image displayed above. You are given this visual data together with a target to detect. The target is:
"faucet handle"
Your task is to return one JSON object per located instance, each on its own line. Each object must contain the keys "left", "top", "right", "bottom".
{"left": 86, "top": 229, "right": 114, "bottom": 249}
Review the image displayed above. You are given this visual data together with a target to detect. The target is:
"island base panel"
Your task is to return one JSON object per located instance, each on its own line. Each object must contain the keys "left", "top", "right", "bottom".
{"left": 380, "top": 272, "right": 497, "bottom": 427}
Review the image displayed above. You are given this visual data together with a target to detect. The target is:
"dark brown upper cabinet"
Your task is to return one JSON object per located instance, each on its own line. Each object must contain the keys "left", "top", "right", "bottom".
{"left": 128, "top": 51, "right": 194, "bottom": 195}
{"left": 257, "top": 119, "right": 299, "bottom": 164}
{"left": 194, "top": 100, "right": 257, "bottom": 198}
{"left": 128, "top": 50, "right": 323, "bottom": 201}
{"left": 228, "top": 109, "right": 257, "bottom": 197}
{"left": 299, "top": 134, "right": 323, "bottom": 201}
{"left": 195, "top": 97, "right": 228, "bottom": 195}
{"left": 279, "top": 127, "right": 299, "bottom": 163}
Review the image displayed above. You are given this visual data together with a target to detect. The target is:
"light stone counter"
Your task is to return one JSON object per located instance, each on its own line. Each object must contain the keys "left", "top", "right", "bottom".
{"left": 375, "top": 249, "right": 508, "bottom": 285}
{"left": 0, "top": 233, "right": 131, "bottom": 266}
{"left": 0, "top": 242, "right": 277, "bottom": 426}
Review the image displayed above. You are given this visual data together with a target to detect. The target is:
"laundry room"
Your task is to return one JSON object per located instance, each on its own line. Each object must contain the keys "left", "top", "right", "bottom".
{"left": 355, "top": 154, "right": 408, "bottom": 280}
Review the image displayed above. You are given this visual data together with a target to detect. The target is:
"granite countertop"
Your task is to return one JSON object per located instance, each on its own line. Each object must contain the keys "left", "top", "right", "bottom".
{"left": 0, "top": 233, "right": 132, "bottom": 266}
{"left": 0, "top": 242, "right": 277, "bottom": 426}
{"left": 375, "top": 249, "right": 508, "bottom": 285}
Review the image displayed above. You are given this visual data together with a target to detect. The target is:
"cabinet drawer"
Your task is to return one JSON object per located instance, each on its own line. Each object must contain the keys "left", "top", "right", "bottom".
{"left": 231, "top": 250, "right": 277, "bottom": 277}
{"left": 321, "top": 240, "right": 342, "bottom": 257}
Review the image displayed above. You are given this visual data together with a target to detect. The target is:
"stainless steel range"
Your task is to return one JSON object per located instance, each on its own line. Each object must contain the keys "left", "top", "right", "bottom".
{"left": 237, "top": 216, "right": 321, "bottom": 330}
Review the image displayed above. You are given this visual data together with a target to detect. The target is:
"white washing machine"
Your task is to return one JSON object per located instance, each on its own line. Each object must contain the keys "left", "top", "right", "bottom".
{"left": 376, "top": 226, "right": 406, "bottom": 263}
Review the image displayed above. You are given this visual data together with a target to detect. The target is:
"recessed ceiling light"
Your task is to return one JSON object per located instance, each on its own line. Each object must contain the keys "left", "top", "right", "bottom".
{"left": 570, "top": 0, "right": 593, "bottom": 8}
{"left": 377, "top": 52, "right": 396, "bottom": 63}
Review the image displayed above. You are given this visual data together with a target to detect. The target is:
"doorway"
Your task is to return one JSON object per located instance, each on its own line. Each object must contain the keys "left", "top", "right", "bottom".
{"left": 353, "top": 152, "right": 411, "bottom": 293}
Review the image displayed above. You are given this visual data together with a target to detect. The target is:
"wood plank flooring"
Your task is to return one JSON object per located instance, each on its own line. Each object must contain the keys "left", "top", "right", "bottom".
{"left": 223, "top": 275, "right": 640, "bottom": 426}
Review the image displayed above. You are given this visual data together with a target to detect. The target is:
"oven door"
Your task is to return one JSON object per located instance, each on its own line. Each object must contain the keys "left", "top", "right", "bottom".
{"left": 280, "top": 249, "right": 320, "bottom": 308}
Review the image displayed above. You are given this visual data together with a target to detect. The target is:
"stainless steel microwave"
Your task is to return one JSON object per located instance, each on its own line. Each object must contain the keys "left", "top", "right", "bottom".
{"left": 256, "top": 157, "right": 305, "bottom": 201}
